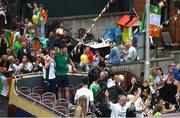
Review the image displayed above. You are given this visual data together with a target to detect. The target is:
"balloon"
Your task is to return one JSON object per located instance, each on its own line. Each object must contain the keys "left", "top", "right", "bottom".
{"left": 80, "top": 54, "right": 89, "bottom": 64}
{"left": 32, "top": 15, "right": 38, "bottom": 24}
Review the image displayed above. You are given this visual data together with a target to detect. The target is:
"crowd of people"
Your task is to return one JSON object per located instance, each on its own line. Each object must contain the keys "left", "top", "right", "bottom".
{"left": 0, "top": 1, "right": 180, "bottom": 118}
{"left": 72, "top": 63, "right": 180, "bottom": 117}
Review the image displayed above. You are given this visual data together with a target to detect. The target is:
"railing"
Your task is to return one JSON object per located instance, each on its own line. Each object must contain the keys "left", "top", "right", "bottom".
{"left": 9, "top": 73, "right": 68, "bottom": 117}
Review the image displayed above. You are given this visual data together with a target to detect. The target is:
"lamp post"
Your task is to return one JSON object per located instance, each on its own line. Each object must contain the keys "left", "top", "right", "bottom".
{"left": 145, "top": 0, "right": 150, "bottom": 81}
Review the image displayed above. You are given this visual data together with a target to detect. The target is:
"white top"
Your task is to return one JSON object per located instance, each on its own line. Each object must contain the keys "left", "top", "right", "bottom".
{"left": 74, "top": 87, "right": 94, "bottom": 111}
{"left": 107, "top": 78, "right": 115, "bottom": 88}
{"left": 110, "top": 102, "right": 131, "bottom": 118}
{"left": 20, "top": 62, "right": 33, "bottom": 72}
{"left": 134, "top": 97, "right": 144, "bottom": 118}
{"left": 56, "top": 28, "right": 63, "bottom": 35}
{"left": 43, "top": 59, "right": 56, "bottom": 80}
{"left": 126, "top": 46, "right": 137, "bottom": 61}
{"left": 155, "top": 74, "right": 167, "bottom": 85}
{"left": 12, "top": 64, "right": 22, "bottom": 72}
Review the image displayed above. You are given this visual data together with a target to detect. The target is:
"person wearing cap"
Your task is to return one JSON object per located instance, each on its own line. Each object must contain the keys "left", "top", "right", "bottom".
{"left": 105, "top": 41, "right": 121, "bottom": 65}
{"left": 169, "top": 63, "right": 180, "bottom": 81}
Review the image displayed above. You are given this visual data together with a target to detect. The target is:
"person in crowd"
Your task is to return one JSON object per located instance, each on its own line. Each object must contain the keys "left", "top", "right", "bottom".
{"left": 32, "top": 2, "right": 39, "bottom": 16}
{"left": 154, "top": 99, "right": 176, "bottom": 114}
{"left": 158, "top": 73, "right": 180, "bottom": 106}
{"left": 153, "top": 104, "right": 162, "bottom": 116}
{"left": 97, "top": 61, "right": 106, "bottom": 71}
{"left": 74, "top": 78, "right": 94, "bottom": 111}
{"left": 19, "top": 19, "right": 25, "bottom": 36}
{"left": 105, "top": 88, "right": 141, "bottom": 118}
{"left": 80, "top": 46, "right": 94, "bottom": 72}
{"left": 141, "top": 80, "right": 156, "bottom": 109}
{"left": 24, "top": 18, "right": 33, "bottom": 35}
{"left": 42, "top": 48, "right": 56, "bottom": 94}
{"left": 84, "top": 46, "right": 94, "bottom": 64}
{"left": 6, "top": 48, "right": 15, "bottom": 57}
{"left": 33, "top": 60, "right": 42, "bottom": 72}
{"left": 20, "top": 55, "right": 33, "bottom": 73}
{"left": 93, "top": 50, "right": 101, "bottom": 65}
{"left": 0, "top": 33, "right": 7, "bottom": 56}
{"left": 7, "top": 55, "right": 15, "bottom": 73}
{"left": 122, "top": 42, "right": 137, "bottom": 62}
{"left": 169, "top": 63, "right": 180, "bottom": 81}
{"left": 98, "top": 70, "right": 108, "bottom": 88}
{"left": 48, "top": 31, "right": 56, "bottom": 51}
{"left": 127, "top": 77, "right": 139, "bottom": 94}
{"left": 39, "top": 4, "right": 47, "bottom": 37}
{"left": 12, "top": 58, "right": 21, "bottom": 74}
{"left": 141, "top": 80, "right": 151, "bottom": 101}
{"left": 60, "top": 29, "right": 73, "bottom": 53}
{"left": 105, "top": 41, "right": 121, "bottom": 65}
{"left": 138, "top": 72, "right": 145, "bottom": 84}
{"left": 74, "top": 95, "right": 87, "bottom": 117}
{"left": 17, "top": 41, "right": 32, "bottom": 62}
{"left": 99, "top": 74, "right": 126, "bottom": 103}
{"left": 133, "top": 87, "right": 147, "bottom": 118}
{"left": 89, "top": 72, "right": 100, "bottom": 104}
{"left": 155, "top": 67, "right": 166, "bottom": 88}
{"left": 33, "top": 37, "right": 41, "bottom": 51}
{"left": 56, "top": 21, "right": 65, "bottom": 35}
{"left": 55, "top": 44, "right": 77, "bottom": 100}
{"left": 0, "top": 54, "right": 8, "bottom": 72}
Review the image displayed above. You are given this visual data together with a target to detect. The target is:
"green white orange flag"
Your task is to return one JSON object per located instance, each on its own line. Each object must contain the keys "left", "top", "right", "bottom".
{"left": 149, "top": 5, "right": 161, "bottom": 37}
{"left": 140, "top": 5, "right": 162, "bottom": 37}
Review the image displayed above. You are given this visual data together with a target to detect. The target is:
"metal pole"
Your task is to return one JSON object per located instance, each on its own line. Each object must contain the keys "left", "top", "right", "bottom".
{"left": 145, "top": 0, "right": 150, "bottom": 81}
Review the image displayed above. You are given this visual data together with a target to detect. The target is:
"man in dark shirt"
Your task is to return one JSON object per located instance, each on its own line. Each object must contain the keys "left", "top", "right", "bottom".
{"left": 0, "top": 33, "right": 7, "bottom": 56}
{"left": 60, "top": 29, "right": 73, "bottom": 53}
{"left": 17, "top": 41, "right": 32, "bottom": 62}
{"left": 48, "top": 31, "right": 56, "bottom": 51}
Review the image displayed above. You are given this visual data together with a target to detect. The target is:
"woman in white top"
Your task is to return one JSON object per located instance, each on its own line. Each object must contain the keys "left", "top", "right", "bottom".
{"left": 20, "top": 55, "right": 33, "bottom": 73}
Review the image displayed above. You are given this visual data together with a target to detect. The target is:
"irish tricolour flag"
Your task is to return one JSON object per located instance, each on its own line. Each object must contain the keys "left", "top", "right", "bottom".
{"left": 0, "top": 71, "right": 9, "bottom": 97}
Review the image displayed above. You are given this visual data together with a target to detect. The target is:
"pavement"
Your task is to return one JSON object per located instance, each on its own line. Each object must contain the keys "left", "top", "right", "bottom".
{"left": 0, "top": 95, "right": 8, "bottom": 117}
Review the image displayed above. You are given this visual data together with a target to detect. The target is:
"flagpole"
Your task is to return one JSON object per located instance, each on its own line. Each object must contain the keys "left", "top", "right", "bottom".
{"left": 145, "top": 0, "right": 150, "bottom": 81}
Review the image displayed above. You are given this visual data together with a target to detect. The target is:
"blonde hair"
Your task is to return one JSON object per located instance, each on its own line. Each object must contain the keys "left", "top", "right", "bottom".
{"left": 75, "top": 95, "right": 87, "bottom": 117}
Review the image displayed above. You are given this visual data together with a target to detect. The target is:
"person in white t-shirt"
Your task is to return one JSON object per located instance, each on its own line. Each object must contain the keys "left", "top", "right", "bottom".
{"left": 105, "top": 88, "right": 141, "bottom": 118}
{"left": 74, "top": 78, "right": 94, "bottom": 111}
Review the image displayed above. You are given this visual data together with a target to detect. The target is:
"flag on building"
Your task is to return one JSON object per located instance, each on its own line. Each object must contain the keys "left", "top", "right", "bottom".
{"left": 149, "top": 5, "right": 161, "bottom": 37}
{"left": 140, "top": 5, "right": 161, "bottom": 37}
